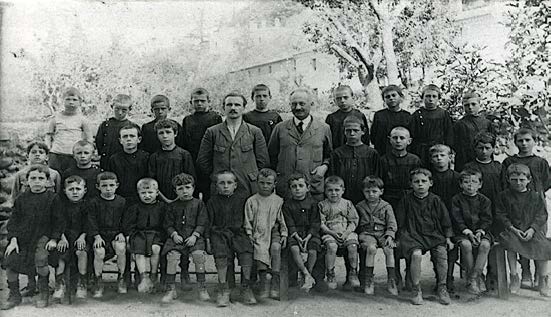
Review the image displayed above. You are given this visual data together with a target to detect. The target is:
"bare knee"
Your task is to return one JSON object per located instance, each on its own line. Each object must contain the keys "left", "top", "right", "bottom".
{"left": 478, "top": 240, "right": 491, "bottom": 252}
{"left": 366, "top": 243, "right": 377, "bottom": 255}
{"left": 460, "top": 240, "right": 473, "bottom": 253}
{"left": 326, "top": 242, "right": 338, "bottom": 254}
{"left": 113, "top": 241, "right": 126, "bottom": 255}
{"left": 94, "top": 247, "right": 106, "bottom": 260}
{"left": 411, "top": 249, "right": 422, "bottom": 261}
{"left": 167, "top": 250, "right": 180, "bottom": 264}
{"left": 270, "top": 242, "right": 281, "bottom": 254}
{"left": 151, "top": 244, "right": 161, "bottom": 255}
{"left": 383, "top": 247, "right": 394, "bottom": 257}
{"left": 75, "top": 250, "right": 87, "bottom": 259}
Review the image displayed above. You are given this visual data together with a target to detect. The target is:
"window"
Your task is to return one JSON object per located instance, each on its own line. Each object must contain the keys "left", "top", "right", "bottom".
{"left": 312, "top": 58, "right": 317, "bottom": 71}
{"left": 269, "top": 65, "right": 272, "bottom": 73}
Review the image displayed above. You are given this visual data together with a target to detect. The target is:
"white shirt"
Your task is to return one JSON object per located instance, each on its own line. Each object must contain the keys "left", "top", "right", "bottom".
{"left": 293, "top": 115, "right": 312, "bottom": 132}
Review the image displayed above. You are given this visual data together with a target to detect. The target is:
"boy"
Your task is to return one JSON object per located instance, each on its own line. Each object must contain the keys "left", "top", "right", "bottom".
{"left": 206, "top": 171, "right": 256, "bottom": 306}
{"left": 330, "top": 115, "right": 381, "bottom": 205}
{"left": 409, "top": 84, "right": 454, "bottom": 166}
{"left": 148, "top": 119, "right": 196, "bottom": 201}
{"left": 46, "top": 87, "right": 94, "bottom": 172}
{"left": 318, "top": 176, "right": 359, "bottom": 289}
{"left": 2, "top": 165, "right": 56, "bottom": 310}
{"left": 453, "top": 92, "right": 494, "bottom": 171}
{"left": 107, "top": 123, "right": 150, "bottom": 206}
{"left": 450, "top": 169, "right": 492, "bottom": 295}
{"left": 243, "top": 84, "right": 283, "bottom": 144}
{"left": 325, "top": 85, "right": 370, "bottom": 149}
{"left": 161, "top": 173, "right": 210, "bottom": 303}
{"left": 87, "top": 172, "right": 127, "bottom": 297}
{"left": 62, "top": 140, "right": 102, "bottom": 199}
{"left": 428, "top": 144, "right": 461, "bottom": 291}
{"left": 496, "top": 164, "right": 550, "bottom": 296}
{"left": 244, "top": 168, "right": 288, "bottom": 299}
{"left": 396, "top": 168, "right": 453, "bottom": 305}
{"left": 282, "top": 173, "right": 320, "bottom": 292}
{"left": 181, "top": 88, "right": 222, "bottom": 200}
{"left": 49, "top": 175, "right": 89, "bottom": 300}
{"left": 124, "top": 178, "right": 166, "bottom": 293}
{"left": 355, "top": 176, "right": 398, "bottom": 295}
{"left": 96, "top": 94, "right": 136, "bottom": 170}
{"left": 370, "top": 85, "right": 412, "bottom": 155}
{"left": 380, "top": 126, "right": 421, "bottom": 288}
{"left": 141, "top": 94, "right": 184, "bottom": 154}
{"left": 11, "top": 141, "right": 61, "bottom": 201}
{"left": 500, "top": 128, "right": 551, "bottom": 288}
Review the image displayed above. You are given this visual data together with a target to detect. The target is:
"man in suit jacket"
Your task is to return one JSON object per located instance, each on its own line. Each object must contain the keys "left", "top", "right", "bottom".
{"left": 197, "top": 92, "right": 269, "bottom": 198}
{"left": 268, "top": 87, "right": 333, "bottom": 201}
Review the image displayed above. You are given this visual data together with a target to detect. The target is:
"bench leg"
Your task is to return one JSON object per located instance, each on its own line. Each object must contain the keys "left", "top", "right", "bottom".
{"left": 494, "top": 245, "right": 509, "bottom": 299}
{"left": 279, "top": 247, "right": 288, "bottom": 301}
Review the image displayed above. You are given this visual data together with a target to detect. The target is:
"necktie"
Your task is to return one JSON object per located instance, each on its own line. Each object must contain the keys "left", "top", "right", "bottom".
{"left": 297, "top": 121, "right": 304, "bottom": 134}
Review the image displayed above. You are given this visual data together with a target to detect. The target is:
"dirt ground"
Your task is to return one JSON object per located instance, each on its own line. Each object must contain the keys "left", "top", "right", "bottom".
{"left": 1, "top": 251, "right": 550, "bottom": 317}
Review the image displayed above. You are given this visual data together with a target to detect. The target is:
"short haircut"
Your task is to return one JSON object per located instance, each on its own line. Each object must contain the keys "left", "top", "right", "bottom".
{"left": 381, "top": 84, "right": 404, "bottom": 98}
{"left": 513, "top": 128, "right": 537, "bottom": 142}
{"left": 154, "top": 119, "right": 178, "bottom": 133}
{"left": 389, "top": 126, "right": 410, "bottom": 137}
{"left": 26, "top": 141, "right": 50, "bottom": 155}
{"left": 137, "top": 178, "right": 158, "bottom": 190}
{"left": 251, "top": 84, "right": 271, "bottom": 99}
{"left": 27, "top": 164, "right": 50, "bottom": 179}
{"left": 97, "top": 171, "right": 118, "bottom": 184}
{"left": 119, "top": 122, "right": 142, "bottom": 138}
{"left": 462, "top": 91, "right": 480, "bottom": 100}
{"left": 289, "top": 87, "right": 314, "bottom": 102}
{"left": 190, "top": 87, "right": 210, "bottom": 101}
{"left": 287, "top": 173, "right": 309, "bottom": 186}
{"left": 113, "top": 94, "right": 132, "bottom": 105}
{"left": 429, "top": 144, "right": 452, "bottom": 156}
{"left": 63, "top": 87, "right": 82, "bottom": 100}
{"left": 258, "top": 168, "right": 277, "bottom": 180}
{"left": 172, "top": 173, "right": 195, "bottom": 188}
{"left": 421, "top": 84, "right": 441, "bottom": 98}
{"left": 343, "top": 115, "right": 364, "bottom": 130}
{"left": 473, "top": 132, "right": 496, "bottom": 147}
{"left": 223, "top": 91, "right": 247, "bottom": 107}
{"left": 506, "top": 163, "right": 531, "bottom": 179}
{"left": 334, "top": 85, "right": 354, "bottom": 96}
{"left": 151, "top": 94, "right": 170, "bottom": 108}
{"left": 214, "top": 170, "right": 237, "bottom": 182}
{"left": 459, "top": 169, "right": 482, "bottom": 182}
{"left": 325, "top": 175, "right": 344, "bottom": 188}
{"left": 410, "top": 168, "right": 432, "bottom": 181}
{"left": 64, "top": 175, "right": 86, "bottom": 187}
{"left": 362, "top": 175, "right": 384, "bottom": 189}
{"left": 72, "top": 140, "right": 95, "bottom": 152}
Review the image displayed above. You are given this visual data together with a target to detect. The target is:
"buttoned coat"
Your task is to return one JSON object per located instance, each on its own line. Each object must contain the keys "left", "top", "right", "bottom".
{"left": 197, "top": 121, "right": 269, "bottom": 198}
{"left": 268, "top": 118, "right": 332, "bottom": 199}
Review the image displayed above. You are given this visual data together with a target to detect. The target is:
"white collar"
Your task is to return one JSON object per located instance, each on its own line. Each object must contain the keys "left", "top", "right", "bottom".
{"left": 293, "top": 115, "right": 311, "bottom": 128}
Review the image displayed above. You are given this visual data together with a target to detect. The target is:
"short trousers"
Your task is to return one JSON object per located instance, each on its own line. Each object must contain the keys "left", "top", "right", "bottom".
{"left": 322, "top": 232, "right": 359, "bottom": 248}
{"left": 5, "top": 236, "right": 49, "bottom": 274}
{"left": 130, "top": 231, "right": 163, "bottom": 256}
{"left": 210, "top": 228, "right": 253, "bottom": 258}
{"left": 287, "top": 231, "right": 321, "bottom": 252}
{"left": 359, "top": 231, "right": 388, "bottom": 249}
{"left": 161, "top": 235, "right": 205, "bottom": 256}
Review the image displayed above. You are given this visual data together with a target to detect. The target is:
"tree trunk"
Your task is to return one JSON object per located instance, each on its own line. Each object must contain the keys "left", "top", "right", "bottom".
{"left": 381, "top": 20, "right": 400, "bottom": 85}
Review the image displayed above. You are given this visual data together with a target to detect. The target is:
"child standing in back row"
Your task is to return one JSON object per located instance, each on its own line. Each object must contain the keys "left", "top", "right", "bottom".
{"left": 243, "top": 84, "right": 283, "bottom": 145}
{"left": 62, "top": 140, "right": 102, "bottom": 199}
{"left": 141, "top": 95, "right": 184, "bottom": 154}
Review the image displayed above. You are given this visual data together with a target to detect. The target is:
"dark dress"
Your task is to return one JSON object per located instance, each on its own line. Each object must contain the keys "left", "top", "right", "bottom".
{"left": 325, "top": 108, "right": 370, "bottom": 149}
{"left": 140, "top": 118, "right": 185, "bottom": 154}
{"left": 330, "top": 144, "right": 381, "bottom": 204}
{"left": 49, "top": 195, "right": 88, "bottom": 265}
{"left": 62, "top": 166, "right": 102, "bottom": 199}
{"left": 409, "top": 107, "right": 454, "bottom": 166}
{"left": 95, "top": 117, "right": 136, "bottom": 169}
{"left": 87, "top": 195, "right": 127, "bottom": 259}
{"left": 124, "top": 200, "right": 166, "bottom": 256}
{"left": 380, "top": 152, "right": 422, "bottom": 208}
{"left": 243, "top": 109, "right": 283, "bottom": 145}
{"left": 431, "top": 169, "right": 461, "bottom": 211}
{"left": 148, "top": 146, "right": 196, "bottom": 200}
{"left": 162, "top": 198, "right": 208, "bottom": 256}
{"left": 396, "top": 192, "right": 453, "bottom": 256}
{"left": 107, "top": 149, "right": 150, "bottom": 205}
{"left": 450, "top": 192, "right": 493, "bottom": 243}
{"left": 206, "top": 193, "right": 253, "bottom": 258}
{"left": 282, "top": 195, "right": 321, "bottom": 251}
{"left": 453, "top": 115, "right": 494, "bottom": 171}
{"left": 501, "top": 155, "right": 551, "bottom": 197}
{"left": 370, "top": 109, "right": 411, "bottom": 155}
{"left": 495, "top": 189, "right": 551, "bottom": 260}
{"left": 6, "top": 191, "right": 56, "bottom": 274}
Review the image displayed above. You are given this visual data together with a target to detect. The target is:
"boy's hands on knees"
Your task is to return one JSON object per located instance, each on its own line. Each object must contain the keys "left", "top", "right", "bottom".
{"left": 184, "top": 233, "right": 198, "bottom": 247}
{"left": 446, "top": 238, "right": 454, "bottom": 250}
{"left": 522, "top": 228, "right": 535, "bottom": 241}
{"left": 57, "top": 235, "right": 69, "bottom": 252}
{"left": 384, "top": 236, "right": 396, "bottom": 248}
{"left": 280, "top": 236, "right": 287, "bottom": 249}
{"left": 206, "top": 238, "right": 212, "bottom": 255}
{"left": 5, "top": 238, "right": 19, "bottom": 255}
{"left": 509, "top": 226, "right": 525, "bottom": 239}
{"left": 292, "top": 232, "right": 302, "bottom": 244}
{"left": 75, "top": 234, "right": 86, "bottom": 251}
{"left": 115, "top": 233, "right": 125, "bottom": 242}
{"left": 171, "top": 232, "right": 184, "bottom": 244}
{"left": 46, "top": 239, "right": 58, "bottom": 251}
{"left": 93, "top": 235, "right": 105, "bottom": 249}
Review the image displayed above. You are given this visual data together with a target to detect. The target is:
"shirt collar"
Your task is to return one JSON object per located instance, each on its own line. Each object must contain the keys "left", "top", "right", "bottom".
{"left": 293, "top": 115, "right": 311, "bottom": 128}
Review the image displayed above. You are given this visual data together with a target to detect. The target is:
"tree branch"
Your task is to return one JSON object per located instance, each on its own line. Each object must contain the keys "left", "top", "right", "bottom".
{"left": 327, "top": 15, "right": 371, "bottom": 68}
{"left": 330, "top": 44, "right": 360, "bottom": 68}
